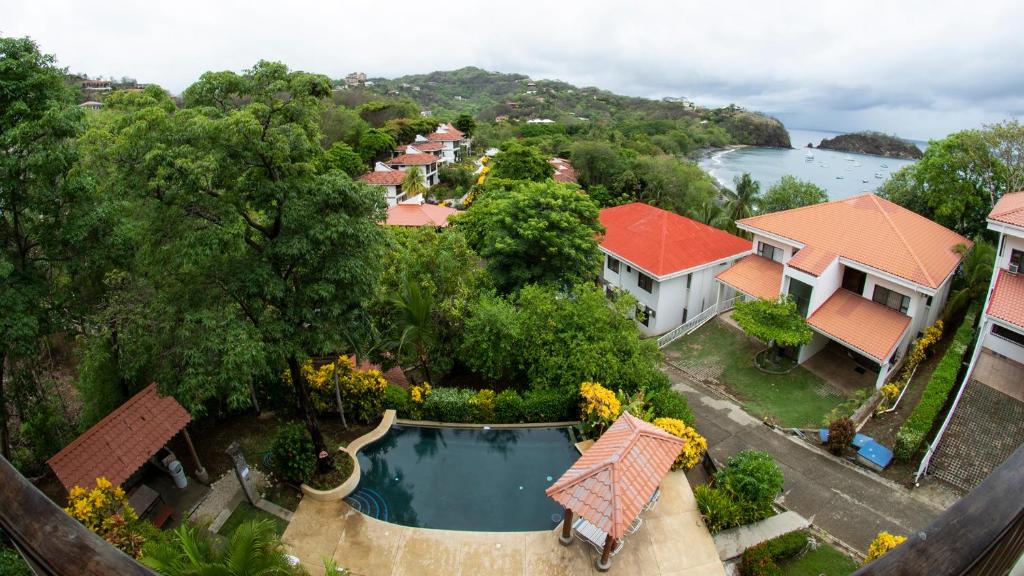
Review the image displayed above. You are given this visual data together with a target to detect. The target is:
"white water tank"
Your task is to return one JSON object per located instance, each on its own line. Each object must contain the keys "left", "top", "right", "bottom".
{"left": 167, "top": 460, "right": 188, "bottom": 489}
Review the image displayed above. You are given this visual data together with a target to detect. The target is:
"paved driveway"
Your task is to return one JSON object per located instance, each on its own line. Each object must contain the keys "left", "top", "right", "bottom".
{"left": 666, "top": 364, "right": 945, "bottom": 553}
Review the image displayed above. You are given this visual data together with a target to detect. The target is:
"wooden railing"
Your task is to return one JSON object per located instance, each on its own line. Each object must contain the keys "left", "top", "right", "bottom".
{"left": 657, "top": 295, "right": 742, "bottom": 348}
{"left": 852, "top": 442, "right": 1024, "bottom": 575}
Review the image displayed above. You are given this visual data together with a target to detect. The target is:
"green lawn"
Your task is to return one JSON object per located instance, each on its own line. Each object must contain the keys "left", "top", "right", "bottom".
{"left": 217, "top": 502, "right": 288, "bottom": 538}
{"left": 780, "top": 543, "right": 858, "bottom": 576}
{"left": 665, "top": 320, "right": 847, "bottom": 427}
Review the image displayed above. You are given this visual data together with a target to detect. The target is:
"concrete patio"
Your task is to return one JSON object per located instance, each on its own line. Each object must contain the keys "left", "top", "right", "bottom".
{"left": 281, "top": 470, "right": 724, "bottom": 576}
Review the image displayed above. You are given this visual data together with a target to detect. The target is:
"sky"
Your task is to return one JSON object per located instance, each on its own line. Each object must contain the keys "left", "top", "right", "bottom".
{"left": 4, "top": 0, "right": 1023, "bottom": 141}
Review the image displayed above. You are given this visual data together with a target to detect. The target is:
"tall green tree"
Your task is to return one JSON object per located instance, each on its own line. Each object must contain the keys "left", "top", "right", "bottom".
{"left": 86, "top": 61, "right": 387, "bottom": 471}
{"left": 760, "top": 175, "right": 827, "bottom": 214}
{"left": 732, "top": 297, "right": 812, "bottom": 367}
{"left": 569, "top": 140, "right": 628, "bottom": 191}
{"left": 0, "top": 37, "right": 83, "bottom": 460}
{"left": 453, "top": 113, "right": 477, "bottom": 137}
{"left": 401, "top": 166, "right": 427, "bottom": 198}
{"left": 723, "top": 172, "right": 761, "bottom": 226}
{"left": 982, "top": 120, "right": 1024, "bottom": 195}
{"left": 947, "top": 240, "right": 996, "bottom": 315}
{"left": 629, "top": 155, "right": 718, "bottom": 215}
{"left": 489, "top": 142, "right": 554, "bottom": 182}
{"left": 321, "top": 141, "right": 367, "bottom": 178}
{"left": 357, "top": 128, "right": 397, "bottom": 163}
{"left": 455, "top": 180, "right": 603, "bottom": 292}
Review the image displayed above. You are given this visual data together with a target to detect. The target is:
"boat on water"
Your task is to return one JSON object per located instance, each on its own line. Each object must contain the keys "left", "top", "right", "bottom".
{"left": 845, "top": 156, "right": 854, "bottom": 161}
{"left": 880, "top": 163, "right": 889, "bottom": 168}
{"left": 875, "top": 172, "right": 884, "bottom": 178}
{"left": 805, "top": 151, "right": 815, "bottom": 160}
{"left": 862, "top": 179, "right": 869, "bottom": 183}
{"left": 836, "top": 175, "right": 844, "bottom": 179}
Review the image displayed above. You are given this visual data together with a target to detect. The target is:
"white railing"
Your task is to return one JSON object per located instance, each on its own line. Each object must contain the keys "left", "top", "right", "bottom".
{"left": 657, "top": 295, "right": 742, "bottom": 348}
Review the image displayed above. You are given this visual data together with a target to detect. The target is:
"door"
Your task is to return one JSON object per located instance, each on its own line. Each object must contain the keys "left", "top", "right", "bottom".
{"left": 841, "top": 267, "right": 867, "bottom": 295}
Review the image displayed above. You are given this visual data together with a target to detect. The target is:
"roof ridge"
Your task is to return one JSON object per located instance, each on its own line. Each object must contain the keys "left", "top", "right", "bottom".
{"left": 869, "top": 194, "right": 935, "bottom": 287}
{"left": 740, "top": 192, "right": 875, "bottom": 225}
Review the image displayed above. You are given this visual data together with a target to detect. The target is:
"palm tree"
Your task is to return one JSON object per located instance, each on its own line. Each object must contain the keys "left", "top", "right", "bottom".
{"left": 141, "top": 519, "right": 306, "bottom": 575}
{"left": 722, "top": 173, "right": 761, "bottom": 232}
{"left": 688, "top": 198, "right": 731, "bottom": 229}
{"left": 947, "top": 239, "right": 996, "bottom": 315}
{"left": 401, "top": 166, "right": 428, "bottom": 199}
{"left": 391, "top": 275, "right": 437, "bottom": 384}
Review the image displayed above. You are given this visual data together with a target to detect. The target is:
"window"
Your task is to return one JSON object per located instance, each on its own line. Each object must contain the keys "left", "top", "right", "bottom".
{"left": 757, "top": 241, "right": 781, "bottom": 262}
{"left": 926, "top": 295, "right": 933, "bottom": 307}
{"left": 992, "top": 324, "right": 1024, "bottom": 346}
{"left": 791, "top": 247, "right": 801, "bottom": 257}
{"left": 686, "top": 274, "right": 692, "bottom": 289}
{"left": 1011, "top": 249, "right": 1023, "bottom": 272}
{"left": 787, "top": 278, "right": 813, "bottom": 317}
{"left": 872, "top": 285, "right": 910, "bottom": 314}
{"left": 607, "top": 255, "right": 620, "bottom": 273}
{"left": 636, "top": 304, "right": 655, "bottom": 327}
{"left": 842, "top": 267, "right": 867, "bottom": 295}
{"left": 638, "top": 273, "right": 654, "bottom": 293}
{"left": 682, "top": 308, "right": 688, "bottom": 323}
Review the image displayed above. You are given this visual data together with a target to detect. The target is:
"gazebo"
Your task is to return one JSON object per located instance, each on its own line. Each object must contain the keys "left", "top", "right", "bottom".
{"left": 546, "top": 411, "right": 684, "bottom": 571}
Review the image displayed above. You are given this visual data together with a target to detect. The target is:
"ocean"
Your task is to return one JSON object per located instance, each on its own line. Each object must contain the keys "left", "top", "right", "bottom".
{"left": 698, "top": 129, "right": 924, "bottom": 200}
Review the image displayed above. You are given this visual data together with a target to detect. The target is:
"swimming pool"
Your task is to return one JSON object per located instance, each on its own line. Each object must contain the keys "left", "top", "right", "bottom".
{"left": 345, "top": 424, "right": 579, "bottom": 531}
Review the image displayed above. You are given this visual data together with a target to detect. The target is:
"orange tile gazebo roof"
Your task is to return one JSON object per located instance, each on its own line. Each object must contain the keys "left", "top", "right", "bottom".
{"left": 545, "top": 412, "right": 683, "bottom": 540}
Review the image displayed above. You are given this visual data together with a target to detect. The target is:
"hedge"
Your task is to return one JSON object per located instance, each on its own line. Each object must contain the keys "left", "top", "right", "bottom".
{"left": 739, "top": 530, "right": 810, "bottom": 576}
{"left": 893, "top": 306, "right": 978, "bottom": 460}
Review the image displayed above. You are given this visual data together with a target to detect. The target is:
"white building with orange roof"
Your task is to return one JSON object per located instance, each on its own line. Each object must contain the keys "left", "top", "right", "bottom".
{"left": 426, "top": 122, "right": 470, "bottom": 163}
{"left": 386, "top": 153, "right": 439, "bottom": 186}
{"left": 358, "top": 163, "right": 408, "bottom": 207}
{"left": 716, "top": 193, "right": 970, "bottom": 388}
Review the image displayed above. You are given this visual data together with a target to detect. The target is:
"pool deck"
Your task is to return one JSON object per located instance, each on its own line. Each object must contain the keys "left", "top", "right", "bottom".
{"left": 281, "top": 470, "right": 724, "bottom": 576}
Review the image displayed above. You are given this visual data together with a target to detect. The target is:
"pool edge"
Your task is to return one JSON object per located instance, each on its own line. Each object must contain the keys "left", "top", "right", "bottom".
{"left": 300, "top": 409, "right": 396, "bottom": 502}
{"left": 394, "top": 418, "right": 580, "bottom": 429}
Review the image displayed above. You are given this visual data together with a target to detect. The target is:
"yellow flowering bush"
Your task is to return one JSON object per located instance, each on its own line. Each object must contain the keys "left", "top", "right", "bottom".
{"left": 881, "top": 383, "right": 900, "bottom": 402}
{"left": 65, "top": 477, "right": 146, "bottom": 558}
{"left": 865, "top": 531, "right": 907, "bottom": 564}
{"left": 653, "top": 418, "right": 707, "bottom": 470}
{"left": 580, "top": 381, "right": 621, "bottom": 436}
{"left": 410, "top": 382, "right": 432, "bottom": 404}
{"left": 282, "top": 356, "right": 387, "bottom": 422}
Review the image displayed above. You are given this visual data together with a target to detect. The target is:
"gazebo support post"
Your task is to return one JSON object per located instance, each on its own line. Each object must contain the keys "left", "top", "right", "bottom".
{"left": 597, "top": 534, "right": 616, "bottom": 572}
{"left": 559, "top": 508, "right": 573, "bottom": 545}
{"left": 181, "top": 428, "right": 209, "bottom": 484}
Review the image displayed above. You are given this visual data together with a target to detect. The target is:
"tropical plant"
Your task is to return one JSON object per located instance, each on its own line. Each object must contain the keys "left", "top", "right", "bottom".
{"left": 732, "top": 297, "right": 813, "bottom": 366}
{"left": 947, "top": 240, "right": 995, "bottom": 316}
{"left": 64, "top": 477, "right": 147, "bottom": 558}
{"left": 453, "top": 113, "right": 477, "bottom": 137}
{"left": 653, "top": 418, "right": 707, "bottom": 470}
{"left": 579, "top": 382, "right": 621, "bottom": 436}
{"left": 616, "top": 388, "right": 655, "bottom": 423}
{"left": 694, "top": 484, "right": 741, "bottom": 534}
{"left": 688, "top": 197, "right": 731, "bottom": 229}
{"left": 270, "top": 423, "right": 316, "bottom": 486}
{"left": 722, "top": 172, "right": 761, "bottom": 226}
{"left": 488, "top": 142, "right": 554, "bottom": 182}
{"left": 864, "top": 531, "right": 907, "bottom": 564}
{"left": 760, "top": 175, "right": 827, "bottom": 214}
{"left": 391, "top": 275, "right": 438, "bottom": 384}
{"left": 401, "top": 166, "right": 428, "bottom": 198}
{"left": 715, "top": 450, "right": 784, "bottom": 522}
{"left": 141, "top": 520, "right": 308, "bottom": 575}
{"left": 469, "top": 389, "right": 497, "bottom": 422}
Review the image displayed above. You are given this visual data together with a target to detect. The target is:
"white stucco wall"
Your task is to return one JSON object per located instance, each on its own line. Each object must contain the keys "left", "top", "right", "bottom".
{"left": 750, "top": 233, "right": 799, "bottom": 264}
{"left": 983, "top": 322, "right": 1024, "bottom": 364}
{"left": 798, "top": 331, "right": 830, "bottom": 363}
{"left": 997, "top": 233, "right": 1024, "bottom": 268}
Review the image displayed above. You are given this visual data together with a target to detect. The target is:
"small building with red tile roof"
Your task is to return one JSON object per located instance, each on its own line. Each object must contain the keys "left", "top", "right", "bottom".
{"left": 358, "top": 163, "right": 410, "bottom": 207}
{"left": 425, "top": 122, "right": 470, "bottom": 163}
{"left": 550, "top": 158, "right": 577, "bottom": 184}
{"left": 385, "top": 202, "right": 461, "bottom": 228}
{"left": 600, "top": 203, "right": 751, "bottom": 336}
{"left": 48, "top": 384, "right": 200, "bottom": 491}
{"left": 716, "top": 193, "right": 970, "bottom": 388}
{"left": 386, "top": 154, "right": 438, "bottom": 188}
{"left": 971, "top": 191, "right": 1024, "bottom": 370}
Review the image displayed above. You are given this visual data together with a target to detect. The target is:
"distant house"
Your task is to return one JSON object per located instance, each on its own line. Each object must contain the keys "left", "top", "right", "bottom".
{"left": 716, "top": 193, "right": 969, "bottom": 388}
{"left": 80, "top": 80, "right": 112, "bottom": 91}
{"left": 600, "top": 203, "right": 751, "bottom": 336}
{"left": 425, "top": 123, "right": 470, "bottom": 164}
{"left": 527, "top": 118, "right": 555, "bottom": 124}
{"left": 494, "top": 115, "right": 510, "bottom": 123}
{"left": 345, "top": 72, "right": 367, "bottom": 87}
{"left": 420, "top": 110, "right": 432, "bottom": 117}
{"left": 358, "top": 163, "right": 408, "bottom": 207}
{"left": 386, "top": 202, "right": 461, "bottom": 228}
{"left": 79, "top": 101, "right": 103, "bottom": 110}
{"left": 549, "top": 158, "right": 577, "bottom": 184}
{"left": 386, "top": 153, "right": 439, "bottom": 186}
{"left": 395, "top": 141, "right": 445, "bottom": 161}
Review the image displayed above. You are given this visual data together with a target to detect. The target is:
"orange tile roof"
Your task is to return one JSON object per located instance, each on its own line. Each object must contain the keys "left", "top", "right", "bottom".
{"left": 387, "top": 153, "right": 437, "bottom": 166}
{"left": 600, "top": 203, "right": 751, "bottom": 277}
{"left": 739, "top": 194, "right": 970, "bottom": 289}
{"left": 989, "top": 191, "right": 1024, "bottom": 228}
{"left": 48, "top": 384, "right": 191, "bottom": 490}
{"left": 397, "top": 141, "right": 444, "bottom": 153}
{"left": 807, "top": 289, "right": 911, "bottom": 362}
{"left": 715, "top": 255, "right": 783, "bottom": 300}
{"left": 545, "top": 412, "right": 683, "bottom": 540}
{"left": 550, "top": 158, "right": 578, "bottom": 184}
{"left": 787, "top": 246, "right": 838, "bottom": 277}
{"left": 385, "top": 203, "right": 461, "bottom": 227}
{"left": 987, "top": 269, "right": 1024, "bottom": 330}
{"left": 426, "top": 131, "right": 463, "bottom": 142}
{"left": 359, "top": 171, "right": 406, "bottom": 186}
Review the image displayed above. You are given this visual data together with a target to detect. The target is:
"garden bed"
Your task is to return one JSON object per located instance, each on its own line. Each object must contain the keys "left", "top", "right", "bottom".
{"left": 305, "top": 450, "right": 354, "bottom": 491}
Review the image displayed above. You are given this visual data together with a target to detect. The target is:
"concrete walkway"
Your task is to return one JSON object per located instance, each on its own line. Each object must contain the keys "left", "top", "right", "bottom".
{"left": 666, "top": 364, "right": 945, "bottom": 553}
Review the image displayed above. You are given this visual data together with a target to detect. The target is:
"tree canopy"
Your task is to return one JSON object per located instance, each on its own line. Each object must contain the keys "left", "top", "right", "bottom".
{"left": 455, "top": 180, "right": 603, "bottom": 292}
{"left": 732, "top": 297, "right": 813, "bottom": 355}
{"left": 760, "top": 175, "right": 827, "bottom": 214}
{"left": 489, "top": 142, "right": 554, "bottom": 182}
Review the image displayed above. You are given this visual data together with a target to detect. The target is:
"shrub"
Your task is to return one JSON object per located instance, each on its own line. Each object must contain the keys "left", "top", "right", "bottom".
{"left": 694, "top": 484, "right": 742, "bottom": 534}
{"left": 282, "top": 356, "right": 387, "bottom": 423}
{"left": 64, "top": 477, "right": 148, "bottom": 558}
{"left": 616, "top": 388, "right": 656, "bottom": 422}
{"left": 494, "top": 389, "right": 525, "bottom": 423}
{"left": 647, "top": 389, "right": 695, "bottom": 426}
{"left": 523, "top": 388, "right": 578, "bottom": 422}
{"left": 580, "top": 382, "right": 620, "bottom": 436}
{"left": 826, "top": 417, "right": 855, "bottom": 456}
{"left": 880, "top": 383, "right": 900, "bottom": 403}
{"left": 715, "top": 450, "right": 784, "bottom": 525}
{"left": 270, "top": 423, "right": 316, "bottom": 486}
{"left": 739, "top": 530, "right": 810, "bottom": 576}
{"left": 469, "top": 389, "right": 497, "bottom": 422}
{"left": 865, "top": 531, "right": 906, "bottom": 564}
{"left": 0, "top": 547, "right": 32, "bottom": 576}
{"left": 422, "top": 387, "right": 475, "bottom": 422}
{"left": 653, "top": 418, "right": 707, "bottom": 470}
{"left": 383, "top": 384, "right": 411, "bottom": 418}
{"left": 894, "top": 307, "right": 977, "bottom": 460}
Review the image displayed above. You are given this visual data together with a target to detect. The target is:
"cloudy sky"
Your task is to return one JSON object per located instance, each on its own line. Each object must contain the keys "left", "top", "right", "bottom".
{"left": 4, "top": 0, "right": 1022, "bottom": 140}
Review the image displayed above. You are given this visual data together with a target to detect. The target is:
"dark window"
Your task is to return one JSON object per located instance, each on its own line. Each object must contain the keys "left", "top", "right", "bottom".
{"left": 792, "top": 247, "right": 801, "bottom": 257}
{"left": 787, "top": 278, "right": 813, "bottom": 317}
{"left": 757, "top": 241, "right": 781, "bottom": 262}
{"left": 1011, "top": 249, "right": 1024, "bottom": 272}
{"left": 992, "top": 324, "right": 1024, "bottom": 346}
{"left": 626, "top": 265, "right": 633, "bottom": 273}
{"left": 638, "top": 273, "right": 654, "bottom": 293}
{"left": 872, "top": 285, "right": 910, "bottom": 314}
{"left": 686, "top": 274, "right": 692, "bottom": 289}
{"left": 607, "top": 255, "right": 620, "bottom": 273}
{"left": 926, "top": 295, "right": 933, "bottom": 307}
{"left": 636, "top": 304, "right": 655, "bottom": 326}
{"left": 682, "top": 308, "right": 688, "bottom": 323}
{"left": 842, "top": 267, "right": 867, "bottom": 295}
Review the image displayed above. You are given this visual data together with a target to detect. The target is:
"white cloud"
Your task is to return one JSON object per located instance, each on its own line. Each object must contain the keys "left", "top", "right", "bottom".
{"left": 3, "top": 0, "right": 1021, "bottom": 139}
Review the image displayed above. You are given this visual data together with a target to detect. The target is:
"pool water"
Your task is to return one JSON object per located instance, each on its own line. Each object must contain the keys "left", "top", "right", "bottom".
{"left": 347, "top": 424, "right": 579, "bottom": 531}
